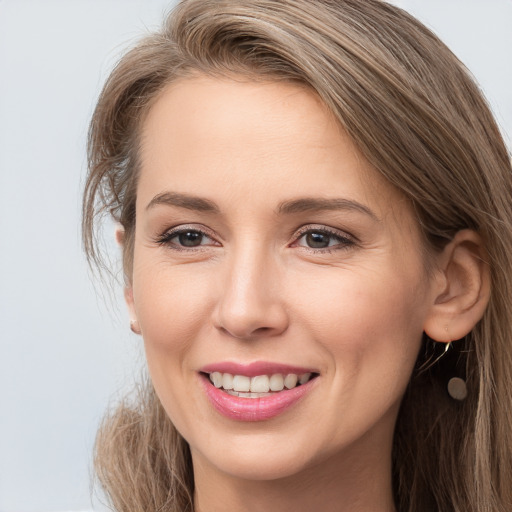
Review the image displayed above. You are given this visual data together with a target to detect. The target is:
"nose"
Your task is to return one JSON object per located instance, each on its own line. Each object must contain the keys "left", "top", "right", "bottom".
{"left": 212, "top": 247, "right": 289, "bottom": 340}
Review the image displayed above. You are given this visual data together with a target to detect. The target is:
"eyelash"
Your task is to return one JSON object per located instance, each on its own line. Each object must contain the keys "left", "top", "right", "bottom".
{"left": 155, "top": 225, "right": 218, "bottom": 252}
{"left": 292, "top": 225, "right": 356, "bottom": 253}
{"left": 155, "top": 225, "right": 356, "bottom": 253}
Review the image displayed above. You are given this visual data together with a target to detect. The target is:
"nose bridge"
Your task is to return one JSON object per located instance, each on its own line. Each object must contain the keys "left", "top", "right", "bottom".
{"left": 214, "top": 237, "right": 288, "bottom": 339}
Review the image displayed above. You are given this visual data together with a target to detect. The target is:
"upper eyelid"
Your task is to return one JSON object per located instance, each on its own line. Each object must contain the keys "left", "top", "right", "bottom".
{"left": 156, "top": 223, "right": 356, "bottom": 246}
{"left": 293, "top": 224, "right": 356, "bottom": 241}
{"left": 156, "top": 224, "right": 221, "bottom": 246}
{"left": 163, "top": 224, "right": 216, "bottom": 237}
{"left": 288, "top": 226, "right": 357, "bottom": 254}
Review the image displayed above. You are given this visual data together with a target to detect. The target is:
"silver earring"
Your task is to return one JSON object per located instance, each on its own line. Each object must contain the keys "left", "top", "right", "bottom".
{"left": 130, "top": 320, "right": 141, "bottom": 335}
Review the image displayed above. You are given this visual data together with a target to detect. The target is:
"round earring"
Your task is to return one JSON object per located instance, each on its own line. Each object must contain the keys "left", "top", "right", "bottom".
{"left": 447, "top": 377, "right": 467, "bottom": 401}
{"left": 443, "top": 341, "right": 468, "bottom": 401}
{"left": 130, "top": 320, "right": 141, "bottom": 335}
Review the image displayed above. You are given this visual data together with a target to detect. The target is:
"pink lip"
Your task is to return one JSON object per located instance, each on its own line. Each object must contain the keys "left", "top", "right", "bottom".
{"left": 199, "top": 362, "right": 318, "bottom": 422}
{"left": 200, "top": 361, "right": 316, "bottom": 377}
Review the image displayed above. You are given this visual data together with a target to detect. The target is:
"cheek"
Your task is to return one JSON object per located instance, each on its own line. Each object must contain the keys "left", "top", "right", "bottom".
{"left": 134, "top": 261, "right": 213, "bottom": 346}
{"left": 294, "top": 271, "right": 426, "bottom": 446}
{"left": 132, "top": 261, "right": 216, "bottom": 433}
{"left": 295, "top": 267, "right": 426, "bottom": 395}
{"left": 132, "top": 260, "right": 217, "bottom": 411}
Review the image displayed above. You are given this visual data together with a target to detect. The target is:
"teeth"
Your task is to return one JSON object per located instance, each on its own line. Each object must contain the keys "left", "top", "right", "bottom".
{"left": 208, "top": 371, "right": 314, "bottom": 394}
{"left": 211, "top": 372, "right": 223, "bottom": 388}
{"left": 299, "top": 372, "right": 312, "bottom": 385}
{"left": 222, "top": 373, "right": 234, "bottom": 390}
{"left": 226, "top": 390, "right": 273, "bottom": 398}
{"left": 232, "top": 375, "right": 250, "bottom": 392}
{"left": 284, "top": 374, "right": 298, "bottom": 389}
{"left": 250, "top": 375, "right": 270, "bottom": 393}
{"left": 269, "top": 374, "right": 284, "bottom": 391}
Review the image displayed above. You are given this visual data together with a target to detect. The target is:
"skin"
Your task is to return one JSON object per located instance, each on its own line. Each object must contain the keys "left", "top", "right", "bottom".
{"left": 124, "top": 76, "right": 489, "bottom": 512}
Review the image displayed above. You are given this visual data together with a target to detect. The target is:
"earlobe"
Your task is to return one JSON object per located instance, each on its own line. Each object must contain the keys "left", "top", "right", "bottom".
{"left": 423, "top": 230, "right": 490, "bottom": 342}
{"left": 115, "top": 226, "right": 125, "bottom": 246}
{"left": 124, "top": 286, "right": 141, "bottom": 335}
{"left": 117, "top": 227, "right": 140, "bottom": 335}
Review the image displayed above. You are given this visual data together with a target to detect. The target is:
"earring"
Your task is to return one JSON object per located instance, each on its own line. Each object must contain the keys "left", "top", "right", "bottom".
{"left": 417, "top": 339, "right": 452, "bottom": 373}
{"left": 447, "top": 377, "right": 467, "bottom": 401}
{"left": 442, "top": 342, "right": 468, "bottom": 401}
{"left": 418, "top": 338, "right": 468, "bottom": 400}
{"left": 130, "top": 319, "right": 141, "bottom": 335}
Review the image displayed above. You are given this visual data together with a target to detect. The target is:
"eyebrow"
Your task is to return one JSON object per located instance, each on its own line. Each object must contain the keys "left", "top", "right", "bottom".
{"left": 146, "top": 191, "right": 378, "bottom": 221}
{"left": 146, "top": 192, "right": 220, "bottom": 213}
{"left": 277, "top": 197, "right": 379, "bottom": 220}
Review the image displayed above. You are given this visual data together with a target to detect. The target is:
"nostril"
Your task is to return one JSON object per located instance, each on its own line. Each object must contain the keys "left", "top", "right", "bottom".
{"left": 215, "top": 320, "right": 288, "bottom": 340}
{"left": 253, "top": 326, "right": 273, "bottom": 335}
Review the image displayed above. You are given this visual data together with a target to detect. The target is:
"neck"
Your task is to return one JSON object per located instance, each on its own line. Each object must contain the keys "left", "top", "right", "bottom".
{"left": 192, "top": 428, "right": 397, "bottom": 512}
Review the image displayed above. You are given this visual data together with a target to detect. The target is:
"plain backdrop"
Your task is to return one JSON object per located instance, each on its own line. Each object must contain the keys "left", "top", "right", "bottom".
{"left": 0, "top": 1, "right": 510, "bottom": 511}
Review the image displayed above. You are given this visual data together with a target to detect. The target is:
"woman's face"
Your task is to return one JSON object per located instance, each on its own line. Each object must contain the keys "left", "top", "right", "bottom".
{"left": 128, "top": 76, "right": 438, "bottom": 481}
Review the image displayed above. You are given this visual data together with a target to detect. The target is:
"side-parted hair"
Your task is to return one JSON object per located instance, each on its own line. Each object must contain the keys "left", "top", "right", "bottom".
{"left": 82, "top": 1, "right": 512, "bottom": 511}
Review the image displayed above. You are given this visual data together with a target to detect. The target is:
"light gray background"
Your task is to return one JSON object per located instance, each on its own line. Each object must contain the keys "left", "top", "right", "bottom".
{"left": 0, "top": 1, "right": 510, "bottom": 511}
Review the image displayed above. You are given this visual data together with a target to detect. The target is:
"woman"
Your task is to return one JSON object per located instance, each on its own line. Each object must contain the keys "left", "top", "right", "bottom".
{"left": 82, "top": 0, "right": 512, "bottom": 510}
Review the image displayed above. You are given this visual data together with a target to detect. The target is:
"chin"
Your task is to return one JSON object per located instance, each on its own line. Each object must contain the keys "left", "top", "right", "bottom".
{"left": 197, "top": 442, "right": 318, "bottom": 482}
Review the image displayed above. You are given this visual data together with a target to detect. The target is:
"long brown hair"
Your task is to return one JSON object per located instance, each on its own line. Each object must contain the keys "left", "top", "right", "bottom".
{"left": 83, "top": 1, "right": 512, "bottom": 510}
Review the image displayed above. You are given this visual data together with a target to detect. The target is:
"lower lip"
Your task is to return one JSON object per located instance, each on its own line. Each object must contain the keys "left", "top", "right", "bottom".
{"left": 200, "top": 374, "right": 317, "bottom": 421}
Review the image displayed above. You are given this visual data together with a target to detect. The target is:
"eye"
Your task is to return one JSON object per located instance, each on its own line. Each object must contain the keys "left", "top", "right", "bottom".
{"left": 293, "top": 227, "right": 355, "bottom": 251}
{"left": 156, "top": 226, "right": 219, "bottom": 250}
{"left": 175, "top": 230, "right": 208, "bottom": 247}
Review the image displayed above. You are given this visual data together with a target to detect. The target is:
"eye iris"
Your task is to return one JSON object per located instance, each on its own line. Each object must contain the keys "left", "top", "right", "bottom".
{"left": 306, "top": 232, "right": 330, "bottom": 248}
{"left": 178, "top": 231, "right": 203, "bottom": 247}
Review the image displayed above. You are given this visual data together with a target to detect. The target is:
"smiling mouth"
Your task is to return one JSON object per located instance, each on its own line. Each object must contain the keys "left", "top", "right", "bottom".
{"left": 203, "top": 371, "right": 318, "bottom": 398}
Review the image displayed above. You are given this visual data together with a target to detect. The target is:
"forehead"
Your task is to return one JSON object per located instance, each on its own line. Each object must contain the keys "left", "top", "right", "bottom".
{"left": 137, "top": 75, "right": 406, "bottom": 219}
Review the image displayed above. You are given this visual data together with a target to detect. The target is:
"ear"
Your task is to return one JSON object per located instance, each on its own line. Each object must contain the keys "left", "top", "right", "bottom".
{"left": 124, "top": 286, "right": 141, "bottom": 335}
{"left": 115, "top": 226, "right": 125, "bottom": 246}
{"left": 423, "top": 229, "right": 490, "bottom": 342}
{"left": 116, "top": 226, "right": 141, "bottom": 335}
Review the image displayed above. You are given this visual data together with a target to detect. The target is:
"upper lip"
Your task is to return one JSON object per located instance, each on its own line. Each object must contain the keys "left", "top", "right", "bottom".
{"left": 199, "top": 361, "right": 318, "bottom": 377}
